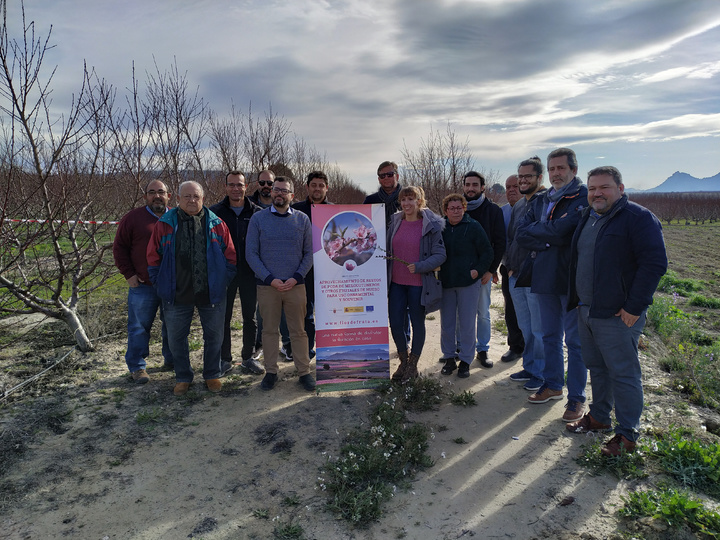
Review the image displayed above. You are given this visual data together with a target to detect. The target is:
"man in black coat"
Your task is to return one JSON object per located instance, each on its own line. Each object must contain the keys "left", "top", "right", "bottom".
{"left": 463, "top": 171, "right": 506, "bottom": 368}
{"left": 210, "top": 171, "right": 264, "bottom": 375}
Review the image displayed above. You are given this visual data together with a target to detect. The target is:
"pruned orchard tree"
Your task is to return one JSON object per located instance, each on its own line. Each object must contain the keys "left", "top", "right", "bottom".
{"left": 0, "top": 1, "right": 121, "bottom": 351}
{"left": 145, "top": 57, "right": 210, "bottom": 192}
{"left": 401, "top": 123, "right": 477, "bottom": 213}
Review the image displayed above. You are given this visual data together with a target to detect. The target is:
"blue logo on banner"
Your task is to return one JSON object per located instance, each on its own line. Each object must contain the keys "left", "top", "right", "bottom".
{"left": 366, "top": 306, "right": 374, "bottom": 312}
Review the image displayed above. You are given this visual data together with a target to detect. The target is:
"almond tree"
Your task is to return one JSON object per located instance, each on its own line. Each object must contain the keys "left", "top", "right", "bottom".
{"left": 0, "top": 1, "right": 120, "bottom": 351}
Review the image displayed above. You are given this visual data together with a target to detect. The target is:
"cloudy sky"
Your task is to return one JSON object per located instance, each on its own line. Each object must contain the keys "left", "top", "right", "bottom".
{"left": 7, "top": 0, "right": 720, "bottom": 193}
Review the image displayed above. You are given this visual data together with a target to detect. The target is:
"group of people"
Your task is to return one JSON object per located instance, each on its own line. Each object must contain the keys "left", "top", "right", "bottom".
{"left": 363, "top": 150, "right": 667, "bottom": 457}
{"left": 113, "top": 147, "right": 668, "bottom": 457}
{"left": 113, "top": 170, "right": 326, "bottom": 396}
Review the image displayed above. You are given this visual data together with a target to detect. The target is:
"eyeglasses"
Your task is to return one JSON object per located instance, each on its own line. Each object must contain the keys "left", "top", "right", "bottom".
{"left": 272, "top": 187, "right": 292, "bottom": 194}
{"left": 146, "top": 190, "right": 167, "bottom": 196}
{"left": 227, "top": 183, "right": 245, "bottom": 189}
{"left": 258, "top": 180, "right": 273, "bottom": 186}
{"left": 378, "top": 172, "right": 396, "bottom": 179}
{"left": 517, "top": 174, "right": 537, "bottom": 181}
{"left": 446, "top": 206, "right": 464, "bottom": 212}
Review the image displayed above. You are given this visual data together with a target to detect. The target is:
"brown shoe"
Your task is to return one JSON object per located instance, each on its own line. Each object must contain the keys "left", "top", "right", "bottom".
{"left": 401, "top": 353, "right": 420, "bottom": 383}
{"left": 561, "top": 400, "right": 585, "bottom": 422}
{"left": 527, "top": 384, "right": 563, "bottom": 404}
{"left": 206, "top": 379, "right": 222, "bottom": 393}
{"left": 601, "top": 434, "right": 637, "bottom": 457}
{"left": 173, "top": 382, "right": 190, "bottom": 396}
{"left": 131, "top": 369, "right": 150, "bottom": 384}
{"left": 566, "top": 413, "right": 612, "bottom": 434}
{"left": 392, "top": 350, "right": 409, "bottom": 382}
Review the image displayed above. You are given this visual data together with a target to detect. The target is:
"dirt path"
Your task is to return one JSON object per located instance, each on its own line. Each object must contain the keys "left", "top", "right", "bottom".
{"left": 0, "top": 285, "right": 699, "bottom": 539}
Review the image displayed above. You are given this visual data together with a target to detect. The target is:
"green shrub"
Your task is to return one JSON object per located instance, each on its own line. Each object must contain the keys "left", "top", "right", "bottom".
{"left": 651, "top": 428, "right": 720, "bottom": 497}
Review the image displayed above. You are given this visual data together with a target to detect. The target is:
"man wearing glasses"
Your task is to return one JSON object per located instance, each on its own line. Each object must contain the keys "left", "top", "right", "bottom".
{"left": 505, "top": 157, "right": 547, "bottom": 393}
{"left": 364, "top": 161, "right": 402, "bottom": 229}
{"left": 113, "top": 179, "right": 175, "bottom": 384}
{"left": 249, "top": 169, "right": 275, "bottom": 208}
{"left": 210, "top": 172, "right": 264, "bottom": 377}
{"left": 246, "top": 177, "right": 315, "bottom": 392}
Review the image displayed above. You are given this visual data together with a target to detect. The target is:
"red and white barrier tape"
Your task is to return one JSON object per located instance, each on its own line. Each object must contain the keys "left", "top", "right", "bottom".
{"left": 1, "top": 218, "right": 120, "bottom": 225}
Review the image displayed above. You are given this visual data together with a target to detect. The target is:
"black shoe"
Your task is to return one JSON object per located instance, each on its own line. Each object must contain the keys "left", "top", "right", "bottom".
{"left": 457, "top": 361, "right": 470, "bottom": 378}
{"left": 298, "top": 373, "right": 316, "bottom": 392}
{"left": 476, "top": 351, "right": 493, "bottom": 368}
{"left": 260, "top": 373, "right": 278, "bottom": 391}
{"left": 441, "top": 357, "right": 457, "bottom": 375}
{"left": 220, "top": 361, "right": 234, "bottom": 377}
{"left": 241, "top": 357, "right": 265, "bottom": 375}
{"left": 500, "top": 349, "right": 522, "bottom": 363}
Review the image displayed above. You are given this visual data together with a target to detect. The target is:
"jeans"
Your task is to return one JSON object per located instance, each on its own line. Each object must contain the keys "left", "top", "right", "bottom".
{"left": 578, "top": 306, "right": 645, "bottom": 442}
{"left": 125, "top": 284, "right": 173, "bottom": 373}
{"left": 440, "top": 282, "right": 481, "bottom": 364}
{"left": 500, "top": 264, "right": 524, "bottom": 353}
{"left": 163, "top": 300, "right": 226, "bottom": 383}
{"left": 474, "top": 279, "right": 492, "bottom": 352}
{"left": 389, "top": 282, "right": 426, "bottom": 356}
{"left": 508, "top": 276, "right": 544, "bottom": 381}
{"left": 222, "top": 273, "right": 257, "bottom": 362}
{"left": 536, "top": 293, "right": 586, "bottom": 402}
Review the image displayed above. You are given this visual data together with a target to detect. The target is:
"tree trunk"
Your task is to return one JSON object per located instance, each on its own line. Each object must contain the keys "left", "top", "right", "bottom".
{"left": 61, "top": 307, "right": 95, "bottom": 352}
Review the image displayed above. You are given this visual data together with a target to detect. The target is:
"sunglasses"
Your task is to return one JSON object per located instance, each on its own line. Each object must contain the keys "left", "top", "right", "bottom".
{"left": 378, "top": 172, "right": 396, "bottom": 179}
{"left": 258, "top": 180, "right": 273, "bottom": 187}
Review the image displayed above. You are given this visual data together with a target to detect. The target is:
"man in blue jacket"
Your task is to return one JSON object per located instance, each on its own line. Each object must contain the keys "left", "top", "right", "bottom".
{"left": 147, "top": 181, "right": 237, "bottom": 396}
{"left": 515, "top": 148, "right": 587, "bottom": 422}
{"left": 566, "top": 166, "right": 667, "bottom": 457}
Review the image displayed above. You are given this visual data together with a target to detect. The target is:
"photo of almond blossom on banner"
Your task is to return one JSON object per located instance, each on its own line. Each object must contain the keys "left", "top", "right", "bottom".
{"left": 312, "top": 205, "right": 390, "bottom": 392}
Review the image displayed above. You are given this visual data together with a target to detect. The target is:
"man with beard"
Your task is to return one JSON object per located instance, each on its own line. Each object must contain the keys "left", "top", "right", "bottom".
{"left": 505, "top": 157, "right": 547, "bottom": 392}
{"left": 246, "top": 177, "right": 315, "bottom": 392}
{"left": 249, "top": 169, "right": 275, "bottom": 208}
{"left": 463, "top": 171, "right": 506, "bottom": 369}
{"left": 499, "top": 174, "right": 525, "bottom": 363}
{"left": 210, "top": 171, "right": 264, "bottom": 376}
{"left": 566, "top": 166, "right": 666, "bottom": 456}
{"left": 364, "top": 161, "right": 402, "bottom": 229}
{"left": 147, "top": 181, "right": 237, "bottom": 395}
{"left": 515, "top": 148, "right": 588, "bottom": 422}
{"left": 113, "top": 179, "right": 175, "bottom": 384}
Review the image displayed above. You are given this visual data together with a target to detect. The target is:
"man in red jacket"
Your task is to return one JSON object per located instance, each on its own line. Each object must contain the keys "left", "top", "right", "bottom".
{"left": 113, "top": 180, "right": 174, "bottom": 384}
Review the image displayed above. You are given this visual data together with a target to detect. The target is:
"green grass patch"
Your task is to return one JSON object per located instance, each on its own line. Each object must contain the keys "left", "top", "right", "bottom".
{"left": 619, "top": 487, "right": 720, "bottom": 537}
{"left": 657, "top": 269, "right": 704, "bottom": 296}
{"left": 273, "top": 522, "right": 304, "bottom": 539}
{"left": 688, "top": 294, "right": 720, "bottom": 309}
{"left": 449, "top": 390, "right": 477, "bottom": 407}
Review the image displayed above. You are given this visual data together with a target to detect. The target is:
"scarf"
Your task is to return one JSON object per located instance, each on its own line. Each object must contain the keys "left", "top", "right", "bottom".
{"left": 465, "top": 193, "right": 485, "bottom": 212}
{"left": 542, "top": 177, "right": 580, "bottom": 222}
{"left": 176, "top": 207, "right": 209, "bottom": 303}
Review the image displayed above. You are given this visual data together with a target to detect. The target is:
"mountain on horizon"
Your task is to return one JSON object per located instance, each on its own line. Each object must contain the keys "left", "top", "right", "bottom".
{"left": 642, "top": 171, "right": 720, "bottom": 193}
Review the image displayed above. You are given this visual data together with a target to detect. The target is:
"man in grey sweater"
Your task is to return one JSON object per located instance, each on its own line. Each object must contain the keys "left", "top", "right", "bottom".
{"left": 246, "top": 177, "right": 315, "bottom": 391}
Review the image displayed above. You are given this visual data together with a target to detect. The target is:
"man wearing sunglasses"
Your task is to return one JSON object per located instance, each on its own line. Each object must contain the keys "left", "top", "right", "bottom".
{"left": 246, "top": 177, "right": 315, "bottom": 392}
{"left": 249, "top": 169, "right": 275, "bottom": 208}
{"left": 364, "top": 161, "right": 402, "bottom": 229}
